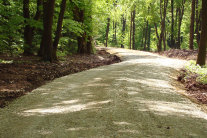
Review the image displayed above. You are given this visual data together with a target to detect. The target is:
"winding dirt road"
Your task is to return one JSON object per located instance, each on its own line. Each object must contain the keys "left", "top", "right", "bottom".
{"left": 1, "top": 48, "right": 207, "bottom": 137}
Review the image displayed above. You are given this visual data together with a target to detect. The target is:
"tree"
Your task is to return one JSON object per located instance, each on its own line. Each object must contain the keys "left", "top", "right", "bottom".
{"left": 196, "top": 0, "right": 207, "bottom": 66}
{"left": 158, "top": 0, "right": 169, "bottom": 52}
{"left": 121, "top": 14, "right": 126, "bottom": 48}
{"left": 71, "top": 0, "right": 93, "bottom": 54}
{"left": 105, "top": 18, "right": 110, "bottom": 47}
{"left": 129, "top": 11, "right": 133, "bottom": 49}
{"left": 23, "top": 0, "right": 43, "bottom": 55}
{"left": 53, "top": 0, "right": 67, "bottom": 60}
{"left": 132, "top": 9, "right": 136, "bottom": 50}
{"left": 177, "top": 0, "right": 186, "bottom": 49}
{"left": 40, "top": 0, "right": 56, "bottom": 62}
{"left": 189, "top": 0, "right": 196, "bottom": 50}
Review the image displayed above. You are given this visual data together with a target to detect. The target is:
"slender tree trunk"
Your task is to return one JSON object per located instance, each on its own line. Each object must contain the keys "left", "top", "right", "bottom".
{"left": 41, "top": 0, "right": 55, "bottom": 62}
{"left": 163, "top": 29, "right": 167, "bottom": 51}
{"left": 144, "top": 21, "right": 148, "bottom": 51}
{"left": 171, "top": 0, "right": 175, "bottom": 48}
{"left": 177, "top": 0, "right": 185, "bottom": 49}
{"left": 147, "top": 26, "right": 151, "bottom": 51}
{"left": 105, "top": 18, "right": 110, "bottom": 47}
{"left": 121, "top": 15, "right": 126, "bottom": 48}
{"left": 196, "top": 0, "right": 207, "bottom": 66}
{"left": 129, "top": 11, "right": 133, "bottom": 49}
{"left": 113, "top": 21, "right": 115, "bottom": 43}
{"left": 132, "top": 9, "right": 136, "bottom": 50}
{"left": 195, "top": 0, "right": 201, "bottom": 46}
{"left": 154, "top": 23, "right": 160, "bottom": 40}
{"left": 189, "top": 0, "right": 196, "bottom": 50}
{"left": 53, "top": 0, "right": 67, "bottom": 60}
{"left": 158, "top": 0, "right": 168, "bottom": 52}
{"left": 114, "top": 22, "right": 117, "bottom": 44}
{"left": 177, "top": 8, "right": 182, "bottom": 49}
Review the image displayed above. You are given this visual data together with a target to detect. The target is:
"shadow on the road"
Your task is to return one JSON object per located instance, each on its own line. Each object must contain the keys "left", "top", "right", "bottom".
{"left": 1, "top": 53, "right": 207, "bottom": 137}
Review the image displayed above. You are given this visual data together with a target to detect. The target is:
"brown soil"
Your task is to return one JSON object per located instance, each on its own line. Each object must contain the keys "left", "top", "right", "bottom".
{"left": 0, "top": 48, "right": 121, "bottom": 107}
{"left": 159, "top": 49, "right": 199, "bottom": 60}
{"left": 160, "top": 49, "right": 207, "bottom": 105}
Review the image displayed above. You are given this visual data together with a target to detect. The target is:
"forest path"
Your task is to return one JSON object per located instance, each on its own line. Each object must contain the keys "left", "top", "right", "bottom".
{"left": 1, "top": 47, "right": 207, "bottom": 137}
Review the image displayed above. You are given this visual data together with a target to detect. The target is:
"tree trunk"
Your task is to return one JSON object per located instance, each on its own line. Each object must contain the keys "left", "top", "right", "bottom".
{"left": 87, "top": 36, "right": 93, "bottom": 54}
{"left": 154, "top": 23, "right": 160, "bottom": 40}
{"left": 177, "top": 8, "right": 182, "bottom": 49}
{"left": 144, "top": 21, "right": 148, "bottom": 51}
{"left": 195, "top": 0, "right": 201, "bottom": 46}
{"left": 189, "top": 0, "right": 196, "bottom": 50}
{"left": 53, "top": 0, "right": 67, "bottom": 60}
{"left": 41, "top": 0, "right": 55, "bottom": 62}
{"left": 171, "top": 0, "right": 175, "bottom": 48}
{"left": 24, "top": 0, "right": 43, "bottom": 55}
{"left": 147, "top": 26, "right": 151, "bottom": 51}
{"left": 105, "top": 18, "right": 110, "bottom": 47}
{"left": 23, "top": 0, "right": 33, "bottom": 55}
{"left": 196, "top": 0, "right": 207, "bottom": 66}
{"left": 121, "top": 15, "right": 126, "bottom": 48}
{"left": 129, "top": 11, "right": 133, "bottom": 49}
{"left": 177, "top": 0, "right": 185, "bottom": 49}
{"left": 132, "top": 9, "right": 136, "bottom": 50}
{"left": 114, "top": 22, "right": 117, "bottom": 44}
{"left": 158, "top": 0, "right": 168, "bottom": 52}
{"left": 163, "top": 29, "right": 167, "bottom": 51}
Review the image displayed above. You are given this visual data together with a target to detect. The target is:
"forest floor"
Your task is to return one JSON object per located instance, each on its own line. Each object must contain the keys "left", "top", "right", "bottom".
{"left": 0, "top": 49, "right": 121, "bottom": 107}
{"left": 160, "top": 49, "right": 207, "bottom": 105}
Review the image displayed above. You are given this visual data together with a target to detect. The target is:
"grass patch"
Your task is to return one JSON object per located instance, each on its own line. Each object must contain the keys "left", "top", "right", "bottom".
{"left": 185, "top": 61, "right": 207, "bottom": 84}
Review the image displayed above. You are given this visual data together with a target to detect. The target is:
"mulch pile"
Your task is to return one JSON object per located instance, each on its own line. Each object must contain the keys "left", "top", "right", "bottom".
{"left": 160, "top": 49, "right": 199, "bottom": 60}
{"left": 160, "top": 49, "right": 207, "bottom": 105}
{"left": 0, "top": 49, "right": 121, "bottom": 107}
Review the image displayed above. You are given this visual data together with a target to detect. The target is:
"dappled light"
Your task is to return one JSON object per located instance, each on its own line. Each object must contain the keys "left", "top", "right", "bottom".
{"left": 21, "top": 100, "right": 112, "bottom": 116}
{"left": 0, "top": 48, "right": 207, "bottom": 137}
{"left": 133, "top": 98, "right": 207, "bottom": 120}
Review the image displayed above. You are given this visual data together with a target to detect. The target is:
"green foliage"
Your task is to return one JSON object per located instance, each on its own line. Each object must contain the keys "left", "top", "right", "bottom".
{"left": 185, "top": 61, "right": 207, "bottom": 84}
{"left": 0, "top": 59, "right": 13, "bottom": 64}
{"left": 0, "top": 0, "right": 203, "bottom": 62}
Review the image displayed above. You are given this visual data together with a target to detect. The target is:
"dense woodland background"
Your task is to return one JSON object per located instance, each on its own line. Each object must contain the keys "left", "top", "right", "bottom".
{"left": 0, "top": 0, "right": 206, "bottom": 65}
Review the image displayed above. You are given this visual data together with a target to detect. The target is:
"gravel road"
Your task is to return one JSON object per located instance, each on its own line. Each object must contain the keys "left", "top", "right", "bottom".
{"left": 0, "top": 48, "right": 207, "bottom": 138}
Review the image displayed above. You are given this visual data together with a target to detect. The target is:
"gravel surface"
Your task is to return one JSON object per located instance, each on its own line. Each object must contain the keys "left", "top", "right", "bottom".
{"left": 0, "top": 47, "right": 207, "bottom": 137}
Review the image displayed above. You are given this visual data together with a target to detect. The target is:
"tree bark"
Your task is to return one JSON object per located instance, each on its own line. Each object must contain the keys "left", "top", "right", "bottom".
{"left": 144, "top": 21, "right": 148, "bottom": 51}
{"left": 24, "top": 0, "right": 43, "bottom": 55}
{"left": 132, "top": 9, "right": 136, "bottom": 50}
{"left": 147, "top": 26, "right": 151, "bottom": 51}
{"left": 105, "top": 18, "right": 110, "bottom": 47}
{"left": 129, "top": 11, "right": 133, "bottom": 49}
{"left": 158, "top": 0, "right": 168, "bottom": 52}
{"left": 121, "top": 15, "right": 126, "bottom": 48}
{"left": 177, "top": 0, "right": 185, "bottom": 49}
{"left": 23, "top": 0, "right": 33, "bottom": 55}
{"left": 171, "top": 0, "right": 175, "bottom": 48}
{"left": 189, "top": 0, "right": 196, "bottom": 50}
{"left": 41, "top": 0, "right": 55, "bottom": 62}
{"left": 195, "top": 0, "right": 201, "bottom": 46}
{"left": 53, "top": 0, "right": 67, "bottom": 60}
{"left": 196, "top": 0, "right": 207, "bottom": 66}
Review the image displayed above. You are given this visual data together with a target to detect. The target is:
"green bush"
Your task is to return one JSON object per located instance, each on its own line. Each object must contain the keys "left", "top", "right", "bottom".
{"left": 185, "top": 61, "right": 207, "bottom": 84}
